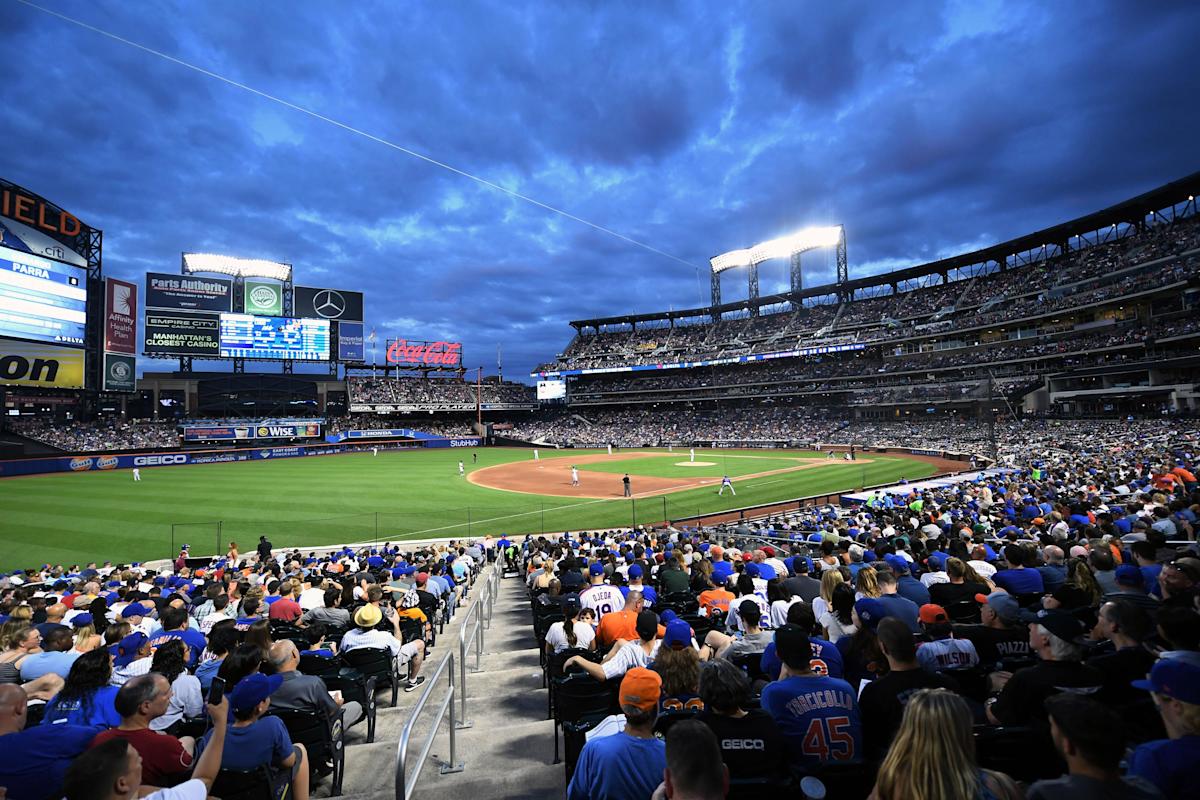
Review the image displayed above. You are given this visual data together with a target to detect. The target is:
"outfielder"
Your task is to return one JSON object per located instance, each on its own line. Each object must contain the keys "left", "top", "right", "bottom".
{"left": 571, "top": 466, "right": 580, "bottom": 486}
{"left": 458, "top": 460, "right": 465, "bottom": 477}
{"left": 132, "top": 468, "right": 141, "bottom": 482}
{"left": 373, "top": 446, "right": 378, "bottom": 457}
{"left": 719, "top": 475, "right": 735, "bottom": 495}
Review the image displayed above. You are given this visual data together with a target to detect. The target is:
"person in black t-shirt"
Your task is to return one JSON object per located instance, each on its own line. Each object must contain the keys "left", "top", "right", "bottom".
{"left": 697, "top": 658, "right": 790, "bottom": 784}
{"left": 256, "top": 536, "right": 273, "bottom": 562}
{"left": 860, "top": 618, "right": 959, "bottom": 761}
{"left": 953, "top": 591, "right": 1032, "bottom": 667}
{"left": 1088, "top": 600, "right": 1157, "bottom": 702}
{"left": 928, "top": 557, "right": 989, "bottom": 612}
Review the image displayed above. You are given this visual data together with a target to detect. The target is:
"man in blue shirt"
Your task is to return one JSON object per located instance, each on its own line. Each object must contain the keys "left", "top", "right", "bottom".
{"left": 0, "top": 684, "right": 97, "bottom": 800}
{"left": 147, "top": 606, "right": 206, "bottom": 668}
{"left": 567, "top": 668, "right": 666, "bottom": 800}
{"left": 992, "top": 544, "right": 1044, "bottom": 596}
{"left": 876, "top": 572, "right": 922, "bottom": 633}
{"left": 886, "top": 556, "right": 931, "bottom": 606}
{"left": 760, "top": 603, "right": 844, "bottom": 680}
{"left": 1128, "top": 658, "right": 1200, "bottom": 800}
{"left": 761, "top": 624, "right": 863, "bottom": 768}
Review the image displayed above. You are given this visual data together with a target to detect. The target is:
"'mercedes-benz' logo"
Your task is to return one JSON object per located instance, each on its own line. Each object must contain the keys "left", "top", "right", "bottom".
{"left": 313, "top": 289, "right": 346, "bottom": 318}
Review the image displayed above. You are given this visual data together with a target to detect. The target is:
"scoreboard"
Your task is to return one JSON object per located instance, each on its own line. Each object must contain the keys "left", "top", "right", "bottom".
{"left": 218, "top": 313, "right": 329, "bottom": 360}
{"left": 0, "top": 245, "right": 87, "bottom": 346}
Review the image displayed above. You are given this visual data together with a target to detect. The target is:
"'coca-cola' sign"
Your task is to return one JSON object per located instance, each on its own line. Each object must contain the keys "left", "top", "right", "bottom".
{"left": 386, "top": 339, "right": 462, "bottom": 366}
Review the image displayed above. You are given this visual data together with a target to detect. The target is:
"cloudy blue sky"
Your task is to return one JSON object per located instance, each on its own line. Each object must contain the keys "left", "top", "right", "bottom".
{"left": 3, "top": 0, "right": 1198, "bottom": 379}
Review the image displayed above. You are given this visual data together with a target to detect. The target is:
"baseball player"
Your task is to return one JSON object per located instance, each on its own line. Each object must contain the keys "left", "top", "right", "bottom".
{"left": 458, "top": 460, "right": 465, "bottom": 477}
{"left": 607, "top": 443, "right": 612, "bottom": 456}
{"left": 690, "top": 448, "right": 695, "bottom": 462}
{"left": 571, "top": 466, "right": 580, "bottom": 486}
{"left": 373, "top": 446, "right": 378, "bottom": 457}
{"left": 473, "top": 452, "right": 478, "bottom": 463}
{"left": 718, "top": 475, "right": 735, "bottom": 495}
{"left": 132, "top": 468, "right": 141, "bottom": 482}
{"left": 534, "top": 449, "right": 539, "bottom": 461}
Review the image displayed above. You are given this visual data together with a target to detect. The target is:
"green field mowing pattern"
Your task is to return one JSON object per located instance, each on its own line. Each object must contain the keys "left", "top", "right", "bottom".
{"left": 581, "top": 452, "right": 815, "bottom": 478}
{"left": 0, "top": 447, "right": 937, "bottom": 569}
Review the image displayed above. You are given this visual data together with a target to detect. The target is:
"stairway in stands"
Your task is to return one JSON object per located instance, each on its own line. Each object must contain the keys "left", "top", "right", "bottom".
{"left": 327, "top": 568, "right": 564, "bottom": 800}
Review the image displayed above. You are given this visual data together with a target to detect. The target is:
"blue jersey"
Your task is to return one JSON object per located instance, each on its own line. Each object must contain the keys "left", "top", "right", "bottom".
{"left": 760, "top": 675, "right": 862, "bottom": 767}
{"left": 760, "top": 638, "right": 844, "bottom": 681}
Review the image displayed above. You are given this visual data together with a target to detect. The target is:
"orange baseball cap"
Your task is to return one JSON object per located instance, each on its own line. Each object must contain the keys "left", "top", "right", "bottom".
{"left": 619, "top": 667, "right": 662, "bottom": 712}
{"left": 919, "top": 604, "right": 949, "bottom": 625}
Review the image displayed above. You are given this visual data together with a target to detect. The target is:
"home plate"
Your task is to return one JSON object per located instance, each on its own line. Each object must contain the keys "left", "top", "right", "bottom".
{"left": 675, "top": 461, "right": 717, "bottom": 467}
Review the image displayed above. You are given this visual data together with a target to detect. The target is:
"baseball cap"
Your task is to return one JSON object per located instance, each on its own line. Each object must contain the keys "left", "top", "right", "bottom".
{"left": 661, "top": 619, "right": 692, "bottom": 650}
{"left": 1166, "top": 557, "right": 1200, "bottom": 582}
{"left": 926, "top": 554, "right": 943, "bottom": 571}
{"left": 627, "top": 564, "right": 643, "bottom": 579}
{"left": 1114, "top": 564, "right": 1144, "bottom": 588}
{"left": 854, "top": 598, "right": 886, "bottom": 631}
{"left": 1021, "top": 608, "right": 1086, "bottom": 643}
{"left": 561, "top": 594, "right": 582, "bottom": 616}
{"left": 229, "top": 672, "right": 285, "bottom": 712}
{"left": 416, "top": 572, "right": 429, "bottom": 584}
{"left": 744, "top": 563, "right": 761, "bottom": 578}
{"left": 354, "top": 604, "right": 383, "bottom": 628}
{"left": 919, "top": 604, "right": 949, "bottom": 625}
{"left": 635, "top": 610, "right": 659, "bottom": 640}
{"left": 710, "top": 546, "right": 724, "bottom": 558}
{"left": 619, "top": 667, "right": 662, "bottom": 712}
{"left": 773, "top": 623, "right": 814, "bottom": 670}
{"left": 762, "top": 546, "right": 775, "bottom": 557}
{"left": 1131, "top": 658, "right": 1200, "bottom": 704}
{"left": 113, "top": 632, "right": 149, "bottom": 668}
{"left": 742, "top": 553, "right": 754, "bottom": 562}
{"left": 1069, "top": 545, "right": 1089, "bottom": 559}
{"left": 70, "top": 613, "right": 94, "bottom": 628}
{"left": 757, "top": 563, "right": 778, "bottom": 580}
{"left": 975, "top": 591, "right": 1021, "bottom": 624}
{"left": 401, "top": 590, "right": 420, "bottom": 609}
{"left": 120, "top": 603, "right": 146, "bottom": 619}
{"left": 589, "top": 562, "right": 605, "bottom": 576}
{"left": 884, "top": 554, "right": 909, "bottom": 575}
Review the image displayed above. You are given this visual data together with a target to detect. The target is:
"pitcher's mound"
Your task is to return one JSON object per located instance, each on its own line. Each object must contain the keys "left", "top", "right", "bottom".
{"left": 675, "top": 461, "right": 717, "bottom": 467}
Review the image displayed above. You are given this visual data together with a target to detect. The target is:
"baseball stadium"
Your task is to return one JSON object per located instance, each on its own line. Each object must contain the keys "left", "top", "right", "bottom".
{"left": 1, "top": 4, "right": 1199, "bottom": 800}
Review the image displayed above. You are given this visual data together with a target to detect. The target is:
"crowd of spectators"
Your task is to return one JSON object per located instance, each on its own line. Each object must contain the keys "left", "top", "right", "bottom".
{"left": 520, "top": 426, "right": 1200, "bottom": 798}
{"left": 8, "top": 418, "right": 180, "bottom": 453}
{"left": 541, "top": 216, "right": 1200, "bottom": 372}
{"left": 347, "top": 376, "right": 533, "bottom": 407}
{"left": 0, "top": 537, "right": 489, "bottom": 800}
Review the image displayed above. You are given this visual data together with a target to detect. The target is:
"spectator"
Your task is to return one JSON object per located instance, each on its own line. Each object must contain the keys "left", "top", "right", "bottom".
{"left": 146, "top": 607, "right": 205, "bottom": 670}
{"left": 650, "top": 719, "right": 729, "bottom": 800}
{"left": 567, "top": 667, "right": 666, "bottom": 800}
{"left": 339, "top": 603, "right": 426, "bottom": 692}
{"left": 268, "top": 579, "right": 303, "bottom": 623}
{"left": 819, "top": 582, "right": 858, "bottom": 641}
{"left": 1028, "top": 694, "right": 1163, "bottom": 799}
{"left": 761, "top": 623, "right": 863, "bottom": 766}
{"left": 1088, "top": 600, "right": 1157, "bottom": 705}
{"left": 870, "top": 689, "right": 1020, "bottom": 800}
{"left": 18, "top": 625, "right": 78, "bottom": 682}
{"left": 565, "top": 610, "right": 660, "bottom": 681}
{"left": 194, "top": 622, "right": 237, "bottom": 693}
{"left": 760, "top": 602, "right": 845, "bottom": 681}
{"left": 90, "top": 673, "right": 196, "bottom": 787}
{"left": 299, "top": 586, "right": 351, "bottom": 629}
{"left": 42, "top": 648, "right": 122, "bottom": 729}
{"left": 915, "top": 604, "right": 979, "bottom": 673}
{"left": 953, "top": 591, "right": 1032, "bottom": 667}
{"left": 705, "top": 599, "right": 770, "bottom": 660}
{"left": 992, "top": 544, "right": 1045, "bottom": 596}
{"left": 860, "top": 618, "right": 959, "bottom": 761}
{"left": 1104, "top": 565, "right": 1161, "bottom": 613}
{"left": 875, "top": 571, "right": 921, "bottom": 633}
{"left": 268, "top": 640, "right": 364, "bottom": 729}
{"left": 1128, "top": 659, "right": 1200, "bottom": 799}
{"left": 0, "top": 683, "right": 97, "bottom": 800}
{"left": 195, "top": 672, "right": 310, "bottom": 800}
{"left": 544, "top": 595, "right": 596, "bottom": 655}
{"left": 109, "top": 632, "right": 153, "bottom": 687}
{"left": 654, "top": 620, "right": 703, "bottom": 711}
{"left": 838, "top": 598, "right": 888, "bottom": 690}
{"left": 697, "top": 658, "right": 789, "bottom": 785}
{"left": 147, "top": 639, "right": 203, "bottom": 734}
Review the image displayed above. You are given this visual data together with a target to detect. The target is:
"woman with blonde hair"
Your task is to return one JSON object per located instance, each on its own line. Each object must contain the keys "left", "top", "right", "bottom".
{"left": 811, "top": 569, "right": 845, "bottom": 621}
{"left": 855, "top": 565, "right": 881, "bottom": 599}
{"left": 870, "top": 689, "right": 1021, "bottom": 800}
{"left": 1066, "top": 557, "right": 1103, "bottom": 607}
{"left": 226, "top": 541, "right": 240, "bottom": 562}
{"left": 71, "top": 616, "right": 103, "bottom": 654}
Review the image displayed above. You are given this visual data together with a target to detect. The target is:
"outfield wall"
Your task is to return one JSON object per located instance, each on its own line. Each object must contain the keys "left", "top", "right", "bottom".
{"left": 0, "top": 435, "right": 483, "bottom": 478}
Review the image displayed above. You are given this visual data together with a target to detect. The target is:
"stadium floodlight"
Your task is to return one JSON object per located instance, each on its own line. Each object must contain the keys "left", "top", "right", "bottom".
{"left": 710, "top": 225, "right": 842, "bottom": 273}
{"left": 182, "top": 253, "right": 292, "bottom": 281}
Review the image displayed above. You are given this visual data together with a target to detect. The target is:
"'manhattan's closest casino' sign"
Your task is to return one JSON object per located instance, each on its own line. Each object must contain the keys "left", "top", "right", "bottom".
{"left": 385, "top": 339, "right": 462, "bottom": 366}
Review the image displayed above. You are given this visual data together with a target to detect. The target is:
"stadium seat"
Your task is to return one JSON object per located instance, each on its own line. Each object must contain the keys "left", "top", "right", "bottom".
{"left": 340, "top": 647, "right": 401, "bottom": 708}
{"left": 210, "top": 765, "right": 280, "bottom": 800}
{"left": 726, "top": 774, "right": 794, "bottom": 800}
{"left": 551, "top": 672, "right": 617, "bottom": 766}
{"left": 944, "top": 598, "right": 981, "bottom": 624}
{"left": 652, "top": 706, "right": 701, "bottom": 737}
{"left": 658, "top": 591, "right": 700, "bottom": 615}
{"left": 545, "top": 647, "right": 602, "bottom": 717}
{"left": 800, "top": 761, "right": 877, "bottom": 800}
{"left": 730, "top": 651, "right": 768, "bottom": 683}
{"left": 297, "top": 653, "right": 378, "bottom": 743}
{"left": 267, "top": 707, "right": 345, "bottom": 796}
{"left": 678, "top": 612, "right": 713, "bottom": 641}
{"left": 974, "top": 724, "right": 1059, "bottom": 783}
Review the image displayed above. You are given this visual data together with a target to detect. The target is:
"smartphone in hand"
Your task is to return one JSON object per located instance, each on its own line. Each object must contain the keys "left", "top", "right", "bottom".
{"left": 207, "top": 676, "right": 226, "bottom": 706}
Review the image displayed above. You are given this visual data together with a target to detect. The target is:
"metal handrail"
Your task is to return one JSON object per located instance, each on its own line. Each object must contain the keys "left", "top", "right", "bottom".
{"left": 455, "top": 566, "right": 496, "bottom": 727}
{"left": 395, "top": 649, "right": 462, "bottom": 800}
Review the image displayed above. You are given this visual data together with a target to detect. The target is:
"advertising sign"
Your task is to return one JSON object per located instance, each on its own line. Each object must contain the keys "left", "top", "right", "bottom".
{"left": 536, "top": 379, "right": 567, "bottom": 400}
{"left": 104, "top": 277, "right": 137, "bottom": 355}
{"left": 102, "top": 353, "right": 136, "bottom": 392}
{"left": 145, "top": 272, "right": 233, "bottom": 312}
{"left": 218, "top": 314, "right": 329, "bottom": 360}
{"left": 144, "top": 311, "right": 220, "bottom": 356}
{"left": 295, "top": 286, "right": 363, "bottom": 321}
{"left": 385, "top": 339, "right": 462, "bottom": 366}
{"left": 0, "top": 179, "right": 92, "bottom": 267}
{"left": 0, "top": 245, "right": 87, "bottom": 346}
{"left": 0, "top": 339, "right": 86, "bottom": 388}
{"left": 183, "top": 425, "right": 253, "bottom": 442}
{"left": 243, "top": 280, "right": 283, "bottom": 316}
{"left": 337, "top": 321, "right": 365, "bottom": 362}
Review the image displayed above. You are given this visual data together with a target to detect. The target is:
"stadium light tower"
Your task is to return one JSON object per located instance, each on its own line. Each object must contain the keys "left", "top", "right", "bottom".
{"left": 709, "top": 225, "right": 846, "bottom": 317}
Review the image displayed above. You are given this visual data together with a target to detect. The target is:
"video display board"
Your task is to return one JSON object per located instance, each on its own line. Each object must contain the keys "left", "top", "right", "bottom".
{"left": 536, "top": 379, "right": 567, "bottom": 400}
{"left": 0, "top": 244, "right": 87, "bottom": 346}
{"left": 145, "top": 272, "right": 233, "bottom": 312}
{"left": 144, "top": 310, "right": 221, "bottom": 357}
{"left": 218, "top": 314, "right": 329, "bottom": 360}
{"left": 337, "top": 321, "right": 365, "bottom": 362}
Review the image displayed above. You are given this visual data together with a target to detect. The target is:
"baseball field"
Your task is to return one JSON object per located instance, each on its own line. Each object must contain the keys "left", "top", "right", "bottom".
{"left": 0, "top": 446, "right": 945, "bottom": 569}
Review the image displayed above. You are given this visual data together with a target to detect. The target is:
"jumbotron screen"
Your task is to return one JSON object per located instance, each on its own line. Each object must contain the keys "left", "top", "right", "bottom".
{"left": 218, "top": 313, "right": 329, "bottom": 360}
{"left": 0, "top": 244, "right": 87, "bottom": 346}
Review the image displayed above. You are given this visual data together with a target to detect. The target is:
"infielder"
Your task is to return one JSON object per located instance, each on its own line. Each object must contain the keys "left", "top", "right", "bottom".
{"left": 719, "top": 475, "right": 735, "bottom": 495}
{"left": 458, "top": 460, "right": 465, "bottom": 477}
{"left": 690, "top": 448, "right": 695, "bottom": 462}
{"left": 132, "top": 468, "right": 141, "bottom": 482}
{"left": 534, "top": 449, "right": 539, "bottom": 461}
{"left": 607, "top": 443, "right": 612, "bottom": 455}
{"left": 571, "top": 466, "right": 579, "bottom": 486}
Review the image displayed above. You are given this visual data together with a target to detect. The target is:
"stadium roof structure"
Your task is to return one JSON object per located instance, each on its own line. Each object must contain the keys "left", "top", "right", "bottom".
{"left": 570, "top": 170, "right": 1200, "bottom": 331}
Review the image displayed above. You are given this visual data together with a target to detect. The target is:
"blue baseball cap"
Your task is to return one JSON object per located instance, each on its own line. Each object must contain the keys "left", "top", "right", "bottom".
{"left": 660, "top": 609, "right": 678, "bottom": 623}
{"left": 1132, "top": 658, "right": 1200, "bottom": 704}
{"left": 229, "top": 672, "right": 285, "bottom": 712}
{"left": 70, "top": 613, "right": 93, "bottom": 628}
{"left": 589, "top": 562, "right": 605, "bottom": 576}
{"left": 627, "top": 564, "right": 643, "bottom": 579}
{"left": 854, "top": 598, "right": 886, "bottom": 631}
{"left": 113, "top": 632, "right": 149, "bottom": 668}
{"left": 744, "top": 563, "right": 761, "bottom": 578}
{"left": 757, "top": 563, "right": 777, "bottom": 580}
{"left": 1115, "top": 564, "right": 1143, "bottom": 588}
{"left": 927, "top": 555, "right": 943, "bottom": 571}
{"left": 884, "top": 554, "right": 910, "bottom": 575}
{"left": 661, "top": 619, "right": 693, "bottom": 650}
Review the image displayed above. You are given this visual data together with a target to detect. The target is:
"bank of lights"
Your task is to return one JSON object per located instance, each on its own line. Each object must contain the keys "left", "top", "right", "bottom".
{"left": 710, "top": 225, "right": 842, "bottom": 273}
{"left": 182, "top": 253, "right": 292, "bottom": 281}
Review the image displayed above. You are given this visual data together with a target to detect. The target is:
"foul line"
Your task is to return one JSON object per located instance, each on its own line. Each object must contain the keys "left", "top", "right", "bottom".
{"left": 13, "top": 0, "right": 699, "bottom": 270}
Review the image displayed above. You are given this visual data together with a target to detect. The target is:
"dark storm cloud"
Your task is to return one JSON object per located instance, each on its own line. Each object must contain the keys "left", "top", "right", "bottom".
{"left": 2, "top": 0, "right": 1198, "bottom": 378}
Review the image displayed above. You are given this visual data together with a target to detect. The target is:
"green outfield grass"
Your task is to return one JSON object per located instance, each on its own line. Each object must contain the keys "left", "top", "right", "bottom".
{"left": 0, "top": 447, "right": 937, "bottom": 569}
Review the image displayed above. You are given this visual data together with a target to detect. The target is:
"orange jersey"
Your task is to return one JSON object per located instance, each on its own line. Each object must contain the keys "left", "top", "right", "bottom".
{"left": 699, "top": 588, "right": 734, "bottom": 617}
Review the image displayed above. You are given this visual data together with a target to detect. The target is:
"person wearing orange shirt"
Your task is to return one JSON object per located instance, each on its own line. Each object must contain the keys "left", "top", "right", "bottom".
{"left": 596, "top": 591, "right": 664, "bottom": 648}
{"left": 1171, "top": 464, "right": 1197, "bottom": 492}
{"left": 698, "top": 577, "right": 734, "bottom": 618}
